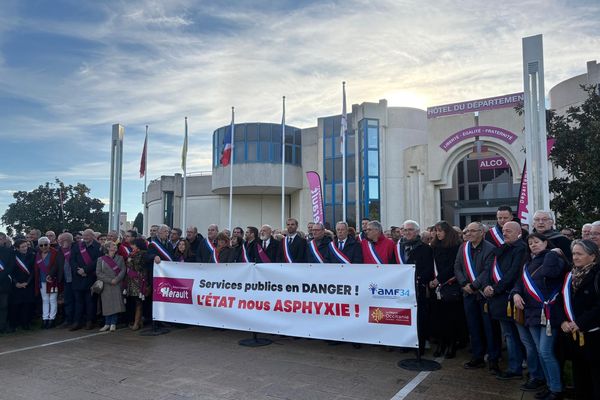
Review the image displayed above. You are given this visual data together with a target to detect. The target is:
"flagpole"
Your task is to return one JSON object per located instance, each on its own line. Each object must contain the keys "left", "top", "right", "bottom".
{"left": 143, "top": 125, "right": 148, "bottom": 236}
{"left": 341, "top": 81, "right": 347, "bottom": 222}
{"left": 228, "top": 107, "right": 235, "bottom": 231}
{"left": 182, "top": 117, "right": 188, "bottom": 229}
{"left": 281, "top": 96, "right": 286, "bottom": 231}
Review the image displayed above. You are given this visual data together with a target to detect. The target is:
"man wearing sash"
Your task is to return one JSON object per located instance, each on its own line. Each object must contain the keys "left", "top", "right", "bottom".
{"left": 9, "top": 238, "right": 35, "bottom": 331}
{"left": 399, "top": 220, "right": 434, "bottom": 354}
{"left": 360, "top": 221, "right": 395, "bottom": 264}
{"left": 483, "top": 221, "right": 528, "bottom": 380}
{"left": 118, "top": 230, "right": 136, "bottom": 260}
{"left": 280, "top": 218, "right": 307, "bottom": 263}
{"left": 195, "top": 224, "right": 218, "bottom": 263}
{"left": 306, "top": 223, "right": 331, "bottom": 263}
{"left": 57, "top": 232, "right": 77, "bottom": 329}
{"left": 148, "top": 224, "right": 175, "bottom": 264}
{"left": 485, "top": 205, "right": 513, "bottom": 248}
{"left": 454, "top": 222, "right": 499, "bottom": 372}
{"left": 328, "top": 221, "right": 362, "bottom": 264}
{"left": 243, "top": 227, "right": 260, "bottom": 263}
{"left": 256, "top": 225, "right": 280, "bottom": 263}
{"left": 71, "top": 229, "right": 101, "bottom": 330}
{"left": 0, "top": 242, "right": 15, "bottom": 333}
{"left": 533, "top": 210, "right": 572, "bottom": 261}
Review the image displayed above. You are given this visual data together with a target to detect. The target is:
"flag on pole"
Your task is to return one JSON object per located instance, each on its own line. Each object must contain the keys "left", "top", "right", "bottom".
{"left": 182, "top": 117, "right": 188, "bottom": 170}
{"left": 220, "top": 114, "right": 233, "bottom": 166}
{"left": 140, "top": 130, "right": 148, "bottom": 178}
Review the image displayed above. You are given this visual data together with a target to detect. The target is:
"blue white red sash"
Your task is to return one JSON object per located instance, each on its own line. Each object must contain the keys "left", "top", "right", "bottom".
{"left": 0, "top": 259, "right": 4, "bottom": 271}
{"left": 329, "top": 242, "right": 350, "bottom": 264}
{"left": 151, "top": 240, "right": 173, "bottom": 261}
{"left": 522, "top": 264, "right": 559, "bottom": 325}
{"left": 561, "top": 272, "right": 575, "bottom": 322}
{"left": 15, "top": 255, "right": 30, "bottom": 275}
{"left": 489, "top": 225, "right": 505, "bottom": 247}
{"left": 241, "top": 243, "right": 250, "bottom": 262}
{"left": 394, "top": 241, "right": 406, "bottom": 264}
{"left": 366, "top": 241, "right": 383, "bottom": 264}
{"left": 462, "top": 242, "right": 477, "bottom": 283}
{"left": 491, "top": 257, "right": 502, "bottom": 284}
{"left": 309, "top": 241, "right": 325, "bottom": 263}
{"left": 205, "top": 238, "right": 217, "bottom": 263}
{"left": 120, "top": 244, "right": 131, "bottom": 257}
{"left": 282, "top": 237, "right": 294, "bottom": 263}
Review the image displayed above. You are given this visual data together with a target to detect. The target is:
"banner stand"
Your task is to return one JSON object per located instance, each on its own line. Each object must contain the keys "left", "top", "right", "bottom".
{"left": 398, "top": 351, "right": 441, "bottom": 372}
{"left": 139, "top": 321, "right": 171, "bottom": 337}
{"left": 238, "top": 332, "right": 272, "bottom": 347}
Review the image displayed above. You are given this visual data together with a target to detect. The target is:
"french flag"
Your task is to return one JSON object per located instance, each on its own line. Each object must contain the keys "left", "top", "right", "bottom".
{"left": 220, "top": 123, "right": 233, "bottom": 166}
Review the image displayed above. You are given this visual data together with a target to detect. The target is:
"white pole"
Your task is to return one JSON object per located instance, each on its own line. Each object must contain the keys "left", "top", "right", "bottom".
{"left": 341, "top": 81, "right": 347, "bottom": 222}
{"left": 228, "top": 107, "right": 234, "bottom": 231}
{"left": 182, "top": 117, "right": 188, "bottom": 229}
{"left": 281, "top": 96, "right": 286, "bottom": 231}
{"left": 143, "top": 125, "right": 148, "bottom": 235}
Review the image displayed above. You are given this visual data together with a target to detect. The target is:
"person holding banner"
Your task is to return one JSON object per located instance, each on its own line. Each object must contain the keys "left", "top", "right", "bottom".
{"left": 454, "top": 222, "right": 499, "bottom": 372}
{"left": 361, "top": 221, "right": 395, "bottom": 264}
{"left": 148, "top": 225, "right": 175, "bottom": 264}
{"left": 557, "top": 240, "right": 600, "bottom": 400}
{"left": 511, "top": 233, "right": 567, "bottom": 400}
{"left": 96, "top": 241, "right": 126, "bottom": 332}
{"left": 483, "top": 221, "right": 528, "bottom": 381}
{"left": 280, "top": 218, "right": 307, "bottom": 263}
{"left": 329, "top": 221, "right": 362, "bottom": 264}
{"left": 9, "top": 239, "right": 35, "bottom": 331}
{"left": 429, "top": 221, "right": 462, "bottom": 359}
{"left": 306, "top": 223, "right": 331, "bottom": 263}
{"left": 485, "top": 205, "right": 514, "bottom": 248}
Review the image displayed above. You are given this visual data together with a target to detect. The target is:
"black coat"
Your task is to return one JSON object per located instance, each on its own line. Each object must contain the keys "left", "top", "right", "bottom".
{"left": 487, "top": 240, "right": 527, "bottom": 320}
{"left": 539, "top": 229, "right": 573, "bottom": 261}
{"left": 147, "top": 238, "right": 176, "bottom": 262}
{"left": 279, "top": 234, "right": 307, "bottom": 263}
{"left": 11, "top": 250, "right": 35, "bottom": 304}
{"left": 454, "top": 240, "right": 495, "bottom": 293}
{"left": 196, "top": 238, "right": 219, "bottom": 263}
{"left": 0, "top": 247, "right": 15, "bottom": 294}
{"left": 432, "top": 244, "right": 460, "bottom": 284}
{"left": 328, "top": 236, "right": 363, "bottom": 264}
{"left": 307, "top": 236, "right": 332, "bottom": 263}
{"left": 255, "top": 237, "right": 280, "bottom": 263}
{"left": 72, "top": 240, "right": 101, "bottom": 291}
{"left": 402, "top": 238, "right": 434, "bottom": 299}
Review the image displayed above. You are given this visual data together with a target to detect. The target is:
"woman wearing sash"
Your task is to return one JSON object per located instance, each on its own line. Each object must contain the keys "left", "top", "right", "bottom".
{"left": 34, "top": 236, "right": 64, "bottom": 329}
{"left": 428, "top": 221, "right": 462, "bottom": 358}
{"left": 174, "top": 240, "right": 195, "bottom": 263}
{"left": 126, "top": 238, "right": 149, "bottom": 330}
{"left": 96, "top": 241, "right": 126, "bottom": 332}
{"left": 511, "top": 233, "right": 567, "bottom": 400}
{"left": 9, "top": 239, "right": 35, "bottom": 330}
{"left": 557, "top": 240, "right": 600, "bottom": 399}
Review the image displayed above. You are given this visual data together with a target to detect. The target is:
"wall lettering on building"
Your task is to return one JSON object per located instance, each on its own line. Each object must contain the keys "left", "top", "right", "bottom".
{"left": 427, "top": 92, "right": 524, "bottom": 118}
{"left": 439, "top": 126, "right": 517, "bottom": 152}
{"left": 478, "top": 156, "right": 508, "bottom": 170}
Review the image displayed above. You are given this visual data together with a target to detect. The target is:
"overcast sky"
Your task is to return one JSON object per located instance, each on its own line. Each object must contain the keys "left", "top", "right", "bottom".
{"left": 0, "top": 0, "right": 598, "bottom": 231}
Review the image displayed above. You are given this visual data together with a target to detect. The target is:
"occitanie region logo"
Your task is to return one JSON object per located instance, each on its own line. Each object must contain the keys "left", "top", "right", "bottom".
{"left": 368, "top": 306, "right": 411, "bottom": 325}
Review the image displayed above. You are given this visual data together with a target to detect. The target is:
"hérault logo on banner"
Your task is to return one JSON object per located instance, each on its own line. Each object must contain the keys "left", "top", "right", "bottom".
{"left": 368, "top": 307, "right": 411, "bottom": 326}
{"left": 368, "top": 283, "right": 411, "bottom": 299}
{"left": 153, "top": 278, "right": 194, "bottom": 304}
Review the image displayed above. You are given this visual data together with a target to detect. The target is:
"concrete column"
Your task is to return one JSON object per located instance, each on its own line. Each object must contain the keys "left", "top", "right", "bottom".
{"left": 109, "top": 124, "right": 124, "bottom": 232}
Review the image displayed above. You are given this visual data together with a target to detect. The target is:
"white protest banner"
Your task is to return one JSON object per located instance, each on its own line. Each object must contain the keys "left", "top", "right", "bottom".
{"left": 152, "top": 262, "right": 417, "bottom": 347}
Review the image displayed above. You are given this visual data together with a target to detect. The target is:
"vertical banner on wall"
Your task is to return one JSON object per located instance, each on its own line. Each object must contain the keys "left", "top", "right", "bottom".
{"left": 306, "top": 171, "right": 324, "bottom": 224}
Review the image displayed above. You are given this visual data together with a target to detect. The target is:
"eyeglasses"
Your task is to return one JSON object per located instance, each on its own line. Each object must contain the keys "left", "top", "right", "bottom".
{"left": 39, "top": 244, "right": 49, "bottom": 247}
{"left": 463, "top": 229, "right": 481, "bottom": 234}
{"left": 533, "top": 218, "right": 551, "bottom": 223}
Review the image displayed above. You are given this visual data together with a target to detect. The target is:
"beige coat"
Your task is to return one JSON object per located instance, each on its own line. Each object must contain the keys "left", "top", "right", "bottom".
{"left": 96, "top": 254, "right": 126, "bottom": 316}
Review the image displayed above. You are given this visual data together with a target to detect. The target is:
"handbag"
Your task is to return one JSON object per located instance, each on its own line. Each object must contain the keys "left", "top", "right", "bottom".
{"left": 439, "top": 281, "right": 461, "bottom": 302}
{"left": 91, "top": 280, "right": 104, "bottom": 294}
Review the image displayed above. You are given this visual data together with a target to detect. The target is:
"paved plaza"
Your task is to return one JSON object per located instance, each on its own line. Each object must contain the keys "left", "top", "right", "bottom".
{"left": 0, "top": 325, "right": 533, "bottom": 400}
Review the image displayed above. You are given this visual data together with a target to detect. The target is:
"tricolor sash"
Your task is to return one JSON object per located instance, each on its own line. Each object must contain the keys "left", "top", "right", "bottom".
{"left": 78, "top": 242, "right": 93, "bottom": 266}
{"left": 119, "top": 244, "right": 131, "bottom": 257}
{"left": 394, "top": 241, "right": 406, "bottom": 264}
{"left": 0, "top": 259, "right": 4, "bottom": 271}
{"left": 561, "top": 272, "right": 585, "bottom": 345}
{"left": 282, "top": 238, "right": 294, "bottom": 263}
{"left": 489, "top": 226, "right": 505, "bottom": 247}
{"left": 462, "top": 242, "right": 477, "bottom": 283}
{"left": 328, "top": 242, "right": 350, "bottom": 264}
{"left": 204, "top": 238, "right": 217, "bottom": 263}
{"left": 366, "top": 241, "right": 383, "bottom": 265}
{"left": 491, "top": 257, "right": 502, "bottom": 284}
{"left": 522, "top": 264, "right": 559, "bottom": 333}
{"left": 308, "top": 241, "right": 325, "bottom": 263}
{"left": 15, "top": 255, "right": 30, "bottom": 275}
{"left": 241, "top": 243, "right": 250, "bottom": 262}
{"left": 256, "top": 244, "right": 271, "bottom": 263}
{"left": 151, "top": 240, "right": 173, "bottom": 261}
{"left": 101, "top": 255, "right": 122, "bottom": 276}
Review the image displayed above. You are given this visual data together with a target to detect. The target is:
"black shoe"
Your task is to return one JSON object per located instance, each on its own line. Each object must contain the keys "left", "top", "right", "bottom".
{"left": 433, "top": 344, "right": 445, "bottom": 358}
{"left": 463, "top": 359, "right": 486, "bottom": 369}
{"left": 496, "top": 371, "right": 523, "bottom": 381}
{"left": 535, "top": 389, "right": 550, "bottom": 399}
{"left": 42, "top": 320, "right": 48, "bottom": 329}
{"left": 542, "top": 392, "right": 562, "bottom": 400}
{"left": 488, "top": 361, "right": 501, "bottom": 375}
{"left": 521, "top": 378, "right": 546, "bottom": 392}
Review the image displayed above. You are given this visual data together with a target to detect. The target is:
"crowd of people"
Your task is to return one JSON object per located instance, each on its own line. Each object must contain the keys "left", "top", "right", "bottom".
{"left": 0, "top": 208, "right": 599, "bottom": 399}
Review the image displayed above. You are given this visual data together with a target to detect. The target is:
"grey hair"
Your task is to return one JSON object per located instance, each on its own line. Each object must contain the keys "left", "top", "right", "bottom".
{"left": 336, "top": 221, "right": 349, "bottom": 229}
{"left": 533, "top": 210, "right": 555, "bottom": 221}
{"left": 367, "top": 220, "right": 383, "bottom": 233}
{"left": 158, "top": 224, "right": 170, "bottom": 232}
{"left": 583, "top": 223, "right": 594, "bottom": 229}
{"left": 402, "top": 219, "right": 420, "bottom": 232}
{"left": 591, "top": 221, "right": 600, "bottom": 227}
{"left": 38, "top": 236, "right": 50, "bottom": 245}
{"left": 571, "top": 239, "right": 600, "bottom": 261}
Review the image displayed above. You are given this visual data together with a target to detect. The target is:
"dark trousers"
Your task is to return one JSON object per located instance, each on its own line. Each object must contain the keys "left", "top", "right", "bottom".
{"left": 463, "top": 294, "right": 500, "bottom": 362}
{"left": 0, "top": 293, "right": 8, "bottom": 331}
{"left": 571, "top": 332, "right": 600, "bottom": 400}
{"left": 63, "top": 283, "right": 75, "bottom": 324}
{"left": 73, "top": 289, "right": 95, "bottom": 324}
{"left": 9, "top": 302, "right": 33, "bottom": 328}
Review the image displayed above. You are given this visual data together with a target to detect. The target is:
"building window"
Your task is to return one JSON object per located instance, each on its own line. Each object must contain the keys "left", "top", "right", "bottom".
{"left": 359, "top": 118, "right": 380, "bottom": 222}
{"left": 163, "top": 191, "right": 174, "bottom": 227}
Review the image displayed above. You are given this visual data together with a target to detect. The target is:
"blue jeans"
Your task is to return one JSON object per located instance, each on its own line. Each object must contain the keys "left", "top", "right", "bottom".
{"left": 499, "top": 319, "right": 524, "bottom": 374}
{"left": 105, "top": 314, "right": 118, "bottom": 325}
{"left": 516, "top": 324, "right": 545, "bottom": 381}
{"left": 463, "top": 294, "right": 500, "bottom": 361}
{"left": 528, "top": 325, "right": 562, "bottom": 393}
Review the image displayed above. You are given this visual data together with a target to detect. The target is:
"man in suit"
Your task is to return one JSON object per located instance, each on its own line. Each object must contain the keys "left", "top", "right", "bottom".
{"left": 329, "top": 221, "right": 362, "bottom": 263}
{"left": 256, "top": 225, "right": 280, "bottom": 263}
{"left": 280, "top": 218, "right": 307, "bottom": 263}
{"left": 0, "top": 244, "right": 15, "bottom": 333}
{"left": 244, "top": 226, "right": 260, "bottom": 263}
{"left": 485, "top": 205, "right": 514, "bottom": 248}
{"left": 307, "top": 223, "right": 331, "bottom": 263}
{"left": 71, "top": 228, "right": 101, "bottom": 330}
{"left": 197, "top": 224, "right": 219, "bottom": 263}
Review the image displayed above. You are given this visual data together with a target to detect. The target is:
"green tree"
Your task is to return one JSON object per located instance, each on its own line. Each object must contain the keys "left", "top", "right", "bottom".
{"left": 2, "top": 179, "right": 108, "bottom": 236}
{"left": 548, "top": 85, "right": 600, "bottom": 228}
{"left": 133, "top": 212, "right": 143, "bottom": 232}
